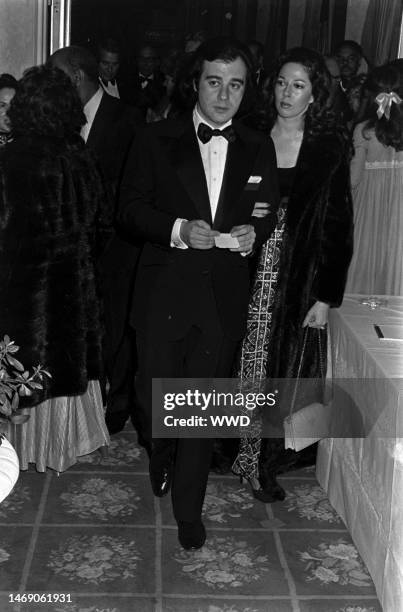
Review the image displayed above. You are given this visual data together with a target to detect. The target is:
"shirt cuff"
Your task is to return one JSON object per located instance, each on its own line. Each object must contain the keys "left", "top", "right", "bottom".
{"left": 170, "top": 218, "right": 188, "bottom": 249}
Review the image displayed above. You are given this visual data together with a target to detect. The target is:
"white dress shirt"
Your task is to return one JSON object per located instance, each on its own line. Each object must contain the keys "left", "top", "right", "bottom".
{"left": 99, "top": 77, "right": 119, "bottom": 99}
{"left": 80, "top": 87, "right": 104, "bottom": 143}
{"left": 170, "top": 105, "right": 232, "bottom": 249}
{"left": 139, "top": 72, "right": 154, "bottom": 89}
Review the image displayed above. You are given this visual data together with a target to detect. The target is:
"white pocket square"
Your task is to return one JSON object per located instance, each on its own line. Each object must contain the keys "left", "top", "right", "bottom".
{"left": 248, "top": 175, "right": 262, "bottom": 184}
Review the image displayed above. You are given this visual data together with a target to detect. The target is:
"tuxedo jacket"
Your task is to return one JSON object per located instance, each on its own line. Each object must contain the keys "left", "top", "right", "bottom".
{"left": 119, "top": 115, "right": 280, "bottom": 341}
{"left": 87, "top": 92, "right": 144, "bottom": 291}
{"left": 128, "top": 71, "right": 166, "bottom": 117}
{"left": 87, "top": 92, "right": 143, "bottom": 198}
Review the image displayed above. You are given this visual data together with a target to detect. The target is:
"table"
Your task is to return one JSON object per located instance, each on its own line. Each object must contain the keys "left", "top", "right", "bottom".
{"left": 316, "top": 295, "right": 403, "bottom": 612}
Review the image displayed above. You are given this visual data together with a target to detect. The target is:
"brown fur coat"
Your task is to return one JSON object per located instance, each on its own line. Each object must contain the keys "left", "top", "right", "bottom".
{"left": 0, "top": 135, "right": 105, "bottom": 405}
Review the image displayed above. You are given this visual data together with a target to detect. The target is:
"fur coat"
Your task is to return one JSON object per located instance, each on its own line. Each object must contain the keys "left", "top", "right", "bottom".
{"left": 267, "top": 132, "right": 354, "bottom": 382}
{"left": 0, "top": 135, "right": 105, "bottom": 405}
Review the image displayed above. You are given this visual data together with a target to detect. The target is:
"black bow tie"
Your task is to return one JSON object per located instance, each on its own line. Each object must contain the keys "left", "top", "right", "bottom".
{"left": 197, "top": 122, "right": 236, "bottom": 144}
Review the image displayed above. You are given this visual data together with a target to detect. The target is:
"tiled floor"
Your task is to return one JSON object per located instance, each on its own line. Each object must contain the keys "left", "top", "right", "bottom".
{"left": 0, "top": 426, "right": 382, "bottom": 612}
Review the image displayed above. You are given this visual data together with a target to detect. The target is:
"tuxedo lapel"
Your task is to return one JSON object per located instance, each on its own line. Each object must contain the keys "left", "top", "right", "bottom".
{"left": 86, "top": 94, "right": 110, "bottom": 152}
{"left": 168, "top": 118, "right": 212, "bottom": 224}
{"left": 213, "top": 124, "right": 259, "bottom": 230}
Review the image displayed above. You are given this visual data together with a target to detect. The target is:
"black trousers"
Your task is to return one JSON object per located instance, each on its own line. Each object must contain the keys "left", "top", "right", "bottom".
{"left": 135, "top": 320, "right": 238, "bottom": 523}
{"left": 100, "top": 245, "right": 137, "bottom": 418}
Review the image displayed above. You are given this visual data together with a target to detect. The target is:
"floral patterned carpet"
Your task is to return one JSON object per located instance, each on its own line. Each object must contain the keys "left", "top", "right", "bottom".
{"left": 0, "top": 426, "right": 382, "bottom": 612}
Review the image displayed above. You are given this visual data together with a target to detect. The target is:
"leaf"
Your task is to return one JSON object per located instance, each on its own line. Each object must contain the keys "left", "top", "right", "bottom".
{"left": 18, "top": 384, "right": 31, "bottom": 396}
{"left": 7, "top": 344, "right": 19, "bottom": 353}
{"left": 6, "top": 355, "right": 24, "bottom": 371}
{"left": 0, "top": 398, "right": 11, "bottom": 415}
{"left": 11, "top": 393, "right": 19, "bottom": 411}
{"left": 28, "top": 382, "right": 43, "bottom": 390}
{"left": 10, "top": 413, "right": 30, "bottom": 424}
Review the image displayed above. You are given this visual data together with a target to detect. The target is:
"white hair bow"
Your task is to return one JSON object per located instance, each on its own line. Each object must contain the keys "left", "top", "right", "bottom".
{"left": 375, "top": 91, "right": 402, "bottom": 120}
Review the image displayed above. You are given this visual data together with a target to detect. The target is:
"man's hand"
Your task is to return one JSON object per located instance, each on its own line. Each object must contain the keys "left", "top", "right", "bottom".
{"left": 180, "top": 220, "right": 219, "bottom": 249}
{"left": 302, "top": 301, "right": 329, "bottom": 329}
{"left": 252, "top": 202, "right": 270, "bottom": 218}
{"left": 229, "top": 224, "right": 256, "bottom": 255}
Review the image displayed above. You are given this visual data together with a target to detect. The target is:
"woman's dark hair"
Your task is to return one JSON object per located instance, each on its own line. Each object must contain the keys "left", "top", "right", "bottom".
{"left": 174, "top": 36, "right": 256, "bottom": 116}
{"left": 0, "top": 73, "right": 18, "bottom": 91}
{"left": 362, "top": 64, "right": 403, "bottom": 151}
{"left": 8, "top": 65, "right": 85, "bottom": 139}
{"left": 265, "top": 47, "right": 341, "bottom": 141}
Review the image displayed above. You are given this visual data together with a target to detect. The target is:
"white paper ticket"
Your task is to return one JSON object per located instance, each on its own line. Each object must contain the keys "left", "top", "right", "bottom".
{"left": 214, "top": 233, "right": 240, "bottom": 249}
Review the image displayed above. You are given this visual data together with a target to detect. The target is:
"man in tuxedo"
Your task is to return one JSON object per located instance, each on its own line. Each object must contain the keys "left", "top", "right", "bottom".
{"left": 49, "top": 45, "right": 143, "bottom": 436}
{"left": 247, "top": 40, "right": 267, "bottom": 90}
{"left": 96, "top": 38, "right": 136, "bottom": 107}
{"left": 130, "top": 44, "right": 165, "bottom": 118}
{"left": 97, "top": 38, "right": 122, "bottom": 99}
{"left": 119, "top": 37, "right": 279, "bottom": 550}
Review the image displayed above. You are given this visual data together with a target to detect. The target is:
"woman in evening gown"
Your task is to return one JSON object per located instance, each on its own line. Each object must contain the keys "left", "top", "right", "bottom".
{"left": 232, "top": 47, "right": 354, "bottom": 501}
{"left": 346, "top": 63, "right": 403, "bottom": 295}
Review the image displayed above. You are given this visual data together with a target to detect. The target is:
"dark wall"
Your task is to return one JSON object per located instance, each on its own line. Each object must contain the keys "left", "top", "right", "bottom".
{"left": 71, "top": 0, "right": 187, "bottom": 65}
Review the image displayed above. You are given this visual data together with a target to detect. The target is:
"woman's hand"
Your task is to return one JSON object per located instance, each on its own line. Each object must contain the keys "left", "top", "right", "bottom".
{"left": 302, "top": 301, "right": 329, "bottom": 329}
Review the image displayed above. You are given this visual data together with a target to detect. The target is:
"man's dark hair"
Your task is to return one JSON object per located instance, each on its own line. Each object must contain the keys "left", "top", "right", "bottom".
{"left": 97, "top": 37, "right": 121, "bottom": 59}
{"left": 335, "top": 40, "right": 363, "bottom": 57}
{"left": 9, "top": 65, "right": 85, "bottom": 139}
{"left": 175, "top": 36, "right": 255, "bottom": 115}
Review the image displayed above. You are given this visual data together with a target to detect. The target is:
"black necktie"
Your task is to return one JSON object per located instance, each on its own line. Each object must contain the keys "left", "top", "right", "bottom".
{"left": 197, "top": 122, "right": 236, "bottom": 144}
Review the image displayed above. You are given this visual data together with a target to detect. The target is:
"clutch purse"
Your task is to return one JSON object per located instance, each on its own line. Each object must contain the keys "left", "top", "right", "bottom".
{"left": 284, "top": 327, "right": 331, "bottom": 452}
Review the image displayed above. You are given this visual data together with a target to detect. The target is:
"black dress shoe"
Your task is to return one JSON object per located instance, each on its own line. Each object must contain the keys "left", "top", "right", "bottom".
{"left": 149, "top": 457, "right": 173, "bottom": 497}
{"left": 105, "top": 411, "right": 129, "bottom": 435}
{"left": 177, "top": 520, "right": 206, "bottom": 550}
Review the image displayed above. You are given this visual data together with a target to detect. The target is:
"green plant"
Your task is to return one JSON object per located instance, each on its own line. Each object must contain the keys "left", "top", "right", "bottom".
{"left": 0, "top": 335, "right": 51, "bottom": 438}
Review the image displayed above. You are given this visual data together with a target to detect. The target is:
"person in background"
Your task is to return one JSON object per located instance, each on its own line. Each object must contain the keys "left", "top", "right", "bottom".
{"left": 324, "top": 55, "right": 352, "bottom": 126}
{"left": 184, "top": 31, "right": 206, "bottom": 54}
{"left": 97, "top": 37, "right": 121, "bottom": 97}
{"left": 247, "top": 40, "right": 267, "bottom": 89}
{"left": 0, "top": 65, "right": 109, "bottom": 472}
{"left": 335, "top": 40, "right": 370, "bottom": 125}
{"left": 119, "top": 36, "right": 279, "bottom": 549}
{"left": 232, "top": 47, "right": 353, "bottom": 502}
{"left": 146, "top": 55, "right": 179, "bottom": 122}
{"left": 131, "top": 44, "right": 165, "bottom": 118}
{"left": 346, "top": 63, "right": 403, "bottom": 295}
{"left": 96, "top": 37, "right": 135, "bottom": 106}
{"left": 0, "top": 74, "right": 17, "bottom": 146}
{"left": 49, "top": 45, "right": 143, "bottom": 436}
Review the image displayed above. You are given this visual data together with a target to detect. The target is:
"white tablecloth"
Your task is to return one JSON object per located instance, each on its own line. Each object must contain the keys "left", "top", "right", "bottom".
{"left": 316, "top": 295, "right": 403, "bottom": 612}
{"left": 0, "top": 436, "right": 19, "bottom": 503}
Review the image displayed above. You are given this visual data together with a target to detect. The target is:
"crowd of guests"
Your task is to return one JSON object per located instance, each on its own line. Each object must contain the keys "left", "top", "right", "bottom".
{"left": 0, "top": 32, "right": 402, "bottom": 550}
